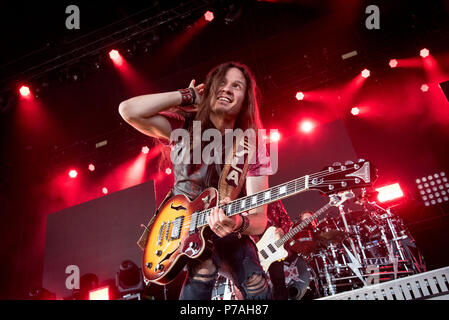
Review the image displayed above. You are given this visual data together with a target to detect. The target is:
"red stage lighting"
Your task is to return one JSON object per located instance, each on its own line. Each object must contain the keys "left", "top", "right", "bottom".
{"left": 420, "top": 48, "right": 430, "bottom": 58}
{"left": 102, "top": 187, "right": 108, "bottom": 194}
{"left": 295, "top": 92, "right": 305, "bottom": 101}
{"left": 270, "top": 131, "right": 281, "bottom": 142}
{"left": 109, "top": 49, "right": 120, "bottom": 61}
{"left": 88, "top": 164, "right": 95, "bottom": 172}
{"left": 351, "top": 107, "right": 360, "bottom": 116}
{"left": 19, "top": 85, "right": 31, "bottom": 97}
{"left": 361, "top": 69, "right": 370, "bottom": 78}
{"left": 165, "top": 168, "right": 172, "bottom": 175}
{"left": 300, "top": 121, "right": 314, "bottom": 133}
{"left": 204, "top": 11, "right": 214, "bottom": 22}
{"left": 68, "top": 170, "right": 78, "bottom": 179}
{"left": 389, "top": 59, "right": 398, "bottom": 68}
{"left": 141, "top": 146, "right": 149, "bottom": 154}
{"left": 88, "top": 286, "right": 109, "bottom": 300}
{"left": 420, "top": 84, "right": 429, "bottom": 92}
{"left": 375, "top": 183, "right": 404, "bottom": 203}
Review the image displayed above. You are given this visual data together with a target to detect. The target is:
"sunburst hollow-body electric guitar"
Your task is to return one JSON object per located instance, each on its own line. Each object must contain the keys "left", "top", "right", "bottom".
{"left": 142, "top": 160, "right": 377, "bottom": 285}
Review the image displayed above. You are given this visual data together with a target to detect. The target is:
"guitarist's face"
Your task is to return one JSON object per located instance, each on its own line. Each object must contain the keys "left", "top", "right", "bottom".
{"left": 210, "top": 67, "right": 247, "bottom": 121}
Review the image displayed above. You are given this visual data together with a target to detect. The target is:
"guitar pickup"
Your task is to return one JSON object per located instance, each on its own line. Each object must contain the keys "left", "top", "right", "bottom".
{"left": 170, "top": 216, "right": 184, "bottom": 240}
{"left": 189, "top": 212, "right": 198, "bottom": 234}
{"left": 157, "top": 222, "right": 166, "bottom": 246}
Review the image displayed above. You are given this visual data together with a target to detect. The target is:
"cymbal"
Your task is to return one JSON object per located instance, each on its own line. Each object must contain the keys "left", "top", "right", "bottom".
{"left": 288, "top": 237, "right": 321, "bottom": 256}
{"left": 315, "top": 230, "right": 346, "bottom": 244}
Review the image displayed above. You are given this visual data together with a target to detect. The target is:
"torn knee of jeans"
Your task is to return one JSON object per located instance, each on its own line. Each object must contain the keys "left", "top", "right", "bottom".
{"left": 191, "top": 264, "right": 218, "bottom": 283}
{"left": 244, "top": 273, "right": 269, "bottom": 296}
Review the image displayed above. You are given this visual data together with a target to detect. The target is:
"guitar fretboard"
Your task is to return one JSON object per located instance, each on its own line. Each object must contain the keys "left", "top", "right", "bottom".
{"left": 275, "top": 202, "right": 333, "bottom": 247}
{"left": 191, "top": 175, "right": 311, "bottom": 230}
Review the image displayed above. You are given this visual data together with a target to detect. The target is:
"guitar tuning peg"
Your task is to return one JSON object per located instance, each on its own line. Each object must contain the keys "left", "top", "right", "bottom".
{"left": 345, "top": 160, "right": 354, "bottom": 165}
{"left": 332, "top": 162, "right": 342, "bottom": 166}
{"left": 358, "top": 159, "right": 365, "bottom": 163}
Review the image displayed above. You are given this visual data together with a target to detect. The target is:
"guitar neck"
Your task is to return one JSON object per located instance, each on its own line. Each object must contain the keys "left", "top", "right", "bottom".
{"left": 195, "top": 175, "right": 312, "bottom": 229}
{"left": 275, "top": 202, "right": 333, "bottom": 247}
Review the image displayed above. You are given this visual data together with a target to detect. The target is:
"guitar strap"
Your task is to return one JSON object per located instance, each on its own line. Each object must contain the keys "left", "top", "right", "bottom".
{"left": 218, "top": 132, "right": 256, "bottom": 201}
{"left": 136, "top": 129, "right": 256, "bottom": 251}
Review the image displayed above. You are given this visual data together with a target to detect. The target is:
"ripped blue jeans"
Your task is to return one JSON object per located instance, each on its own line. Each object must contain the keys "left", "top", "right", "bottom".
{"left": 179, "top": 233, "right": 271, "bottom": 300}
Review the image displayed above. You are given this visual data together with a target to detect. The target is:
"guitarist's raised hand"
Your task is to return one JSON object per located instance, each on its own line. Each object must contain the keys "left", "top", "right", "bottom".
{"left": 207, "top": 197, "right": 243, "bottom": 238}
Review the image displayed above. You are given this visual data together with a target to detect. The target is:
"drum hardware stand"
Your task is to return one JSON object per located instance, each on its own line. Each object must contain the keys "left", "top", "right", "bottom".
{"left": 338, "top": 204, "right": 361, "bottom": 264}
{"left": 355, "top": 232, "right": 368, "bottom": 261}
{"left": 369, "top": 201, "right": 410, "bottom": 272}
{"left": 320, "top": 253, "right": 336, "bottom": 296}
{"left": 328, "top": 242, "right": 341, "bottom": 274}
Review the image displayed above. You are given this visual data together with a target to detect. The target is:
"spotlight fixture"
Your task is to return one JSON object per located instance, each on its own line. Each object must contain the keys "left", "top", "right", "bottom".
{"left": 389, "top": 59, "right": 398, "bottom": 68}
{"left": 351, "top": 107, "right": 360, "bottom": 116}
{"left": 116, "top": 260, "right": 144, "bottom": 298}
{"left": 415, "top": 172, "right": 449, "bottom": 206}
{"left": 420, "top": 48, "right": 430, "bottom": 58}
{"left": 361, "top": 69, "right": 370, "bottom": 78}
{"left": 68, "top": 169, "right": 78, "bottom": 178}
{"left": 19, "top": 85, "right": 31, "bottom": 97}
{"left": 295, "top": 92, "right": 304, "bottom": 101}
{"left": 142, "top": 146, "right": 150, "bottom": 154}
{"left": 420, "top": 84, "right": 429, "bottom": 92}
{"left": 204, "top": 11, "right": 214, "bottom": 22}
{"left": 300, "top": 121, "right": 314, "bottom": 133}
{"left": 375, "top": 183, "right": 404, "bottom": 203}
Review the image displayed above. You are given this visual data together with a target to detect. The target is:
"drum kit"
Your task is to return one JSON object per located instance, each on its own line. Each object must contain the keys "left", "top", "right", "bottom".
{"left": 211, "top": 188, "right": 426, "bottom": 300}
{"left": 286, "top": 188, "right": 426, "bottom": 298}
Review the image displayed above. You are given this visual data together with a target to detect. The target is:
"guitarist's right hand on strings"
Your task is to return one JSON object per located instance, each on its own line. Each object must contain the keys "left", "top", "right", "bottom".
{"left": 208, "top": 197, "right": 243, "bottom": 238}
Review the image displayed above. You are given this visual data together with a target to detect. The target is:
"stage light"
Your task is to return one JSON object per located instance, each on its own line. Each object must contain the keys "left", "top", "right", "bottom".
{"left": 420, "top": 84, "right": 429, "bottom": 92}
{"left": 270, "top": 131, "right": 281, "bottom": 142}
{"left": 88, "top": 164, "right": 95, "bottom": 171}
{"left": 361, "top": 69, "right": 370, "bottom": 78}
{"left": 351, "top": 107, "right": 360, "bottom": 116}
{"left": 29, "top": 287, "right": 56, "bottom": 300}
{"left": 89, "top": 286, "right": 110, "bottom": 300}
{"left": 109, "top": 49, "right": 120, "bottom": 61}
{"left": 300, "top": 121, "right": 314, "bottom": 133}
{"left": 116, "top": 260, "right": 143, "bottom": 297}
{"left": 204, "top": 11, "right": 214, "bottom": 21}
{"left": 389, "top": 59, "right": 398, "bottom": 68}
{"left": 141, "top": 146, "right": 149, "bottom": 154}
{"left": 102, "top": 187, "right": 108, "bottom": 194}
{"left": 416, "top": 172, "right": 448, "bottom": 206}
{"left": 19, "top": 85, "right": 31, "bottom": 97}
{"left": 165, "top": 168, "right": 172, "bottom": 175}
{"left": 375, "top": 183, "right": 404, "bottom": 203}
{"left": 295, "top": 92, "right": 305, "bottom": 101}
{"left": 68, "top": 170, "right": 78, "bottom": 178}
{"left": 420, "top": 48, "right": 430, "bottom": 58}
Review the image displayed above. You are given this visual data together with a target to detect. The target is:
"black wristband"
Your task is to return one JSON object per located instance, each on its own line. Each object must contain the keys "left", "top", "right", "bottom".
{"left": 179, "top": 88, "right": 195, "bottom": 106}
{"left": 235, "top": 214, "right": 249, "bottom": 236}
{"left": 188, "top": 87, "right": 196, "bottom": 105}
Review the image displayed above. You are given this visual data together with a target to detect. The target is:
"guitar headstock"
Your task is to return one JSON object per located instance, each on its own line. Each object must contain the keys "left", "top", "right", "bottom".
{"left": 308, "top": 159, "right": 377, "bottom": 194}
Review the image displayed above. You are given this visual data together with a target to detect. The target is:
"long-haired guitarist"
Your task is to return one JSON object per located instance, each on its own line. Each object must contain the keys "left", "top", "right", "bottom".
{"left": 119, "top": 62, "right": 273, "bottom": 300}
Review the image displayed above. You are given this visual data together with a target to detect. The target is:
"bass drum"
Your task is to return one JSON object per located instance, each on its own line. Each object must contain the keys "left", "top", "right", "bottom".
{"left": 285, "top": 256, "right": 320, "bottom": 300}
